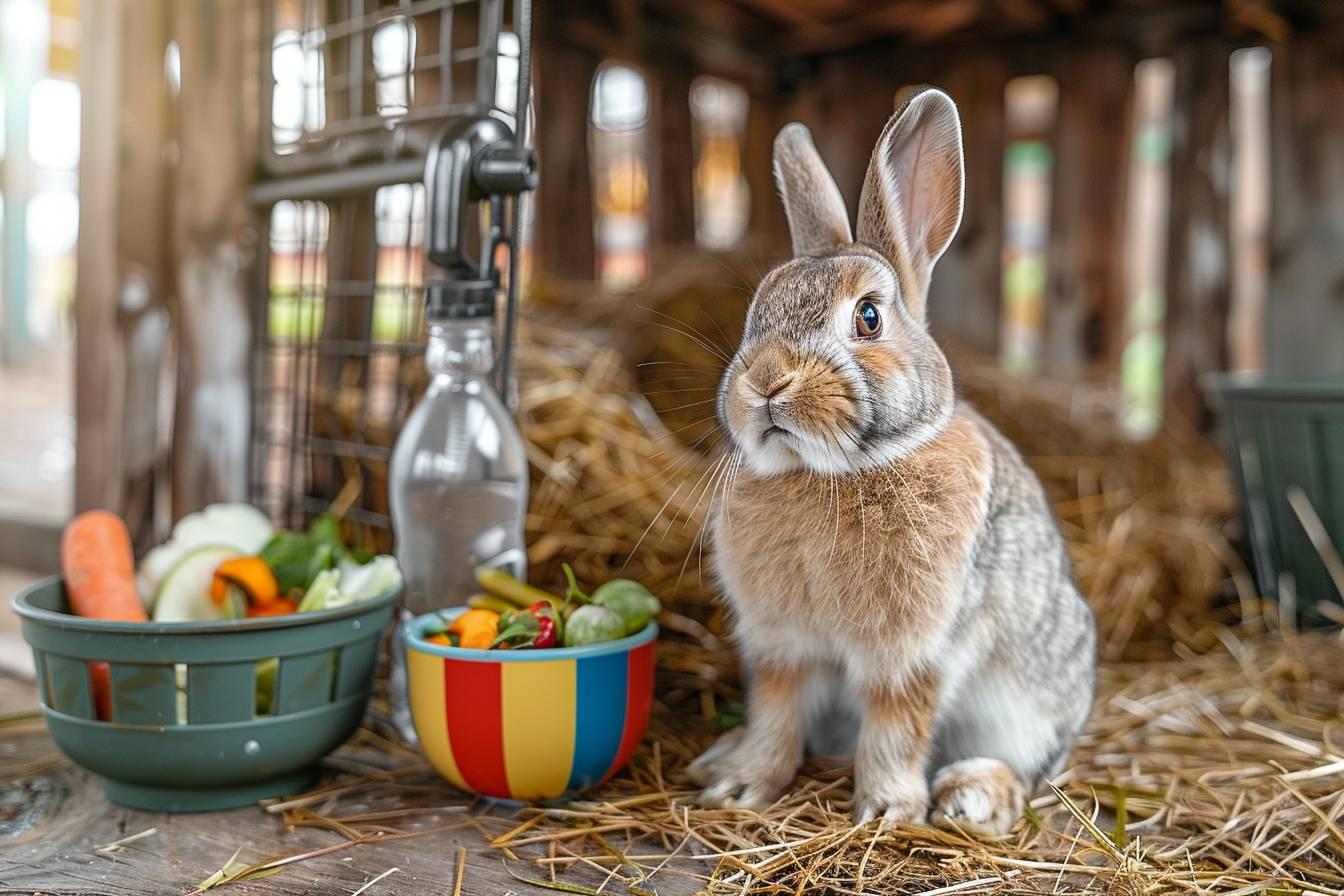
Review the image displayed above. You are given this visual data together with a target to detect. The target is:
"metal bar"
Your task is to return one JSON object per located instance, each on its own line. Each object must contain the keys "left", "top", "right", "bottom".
{"left": 475, "top": 0, "right": 501, "bottom": 109}
{"left": 497, "top": 0, "right": 532, "bottom": 402}
{"left": 250, "top": 159, "right": 425, "bottom": 204}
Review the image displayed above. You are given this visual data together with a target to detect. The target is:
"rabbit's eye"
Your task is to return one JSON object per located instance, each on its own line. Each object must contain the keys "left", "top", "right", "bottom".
{"left": 854, "top": 301, "right": 882, "bottom": 338}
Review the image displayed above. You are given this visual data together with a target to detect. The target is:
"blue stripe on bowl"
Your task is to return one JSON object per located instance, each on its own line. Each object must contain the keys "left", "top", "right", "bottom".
{"left": 566, "top": 650, "right": 629, "bottom": 791}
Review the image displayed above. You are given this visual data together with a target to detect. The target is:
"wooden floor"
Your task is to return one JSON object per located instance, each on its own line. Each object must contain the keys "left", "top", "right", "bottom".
{"left": 0, "top": 677, "right": 703, "bottom": 895}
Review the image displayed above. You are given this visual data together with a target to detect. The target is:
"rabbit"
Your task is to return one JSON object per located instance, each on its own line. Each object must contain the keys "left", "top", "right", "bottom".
{"left": 687, "top": 87, "right": 1097, "bottom": 835}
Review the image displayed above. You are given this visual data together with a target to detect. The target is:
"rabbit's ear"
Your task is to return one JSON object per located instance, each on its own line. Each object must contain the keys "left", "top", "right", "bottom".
{"left": 774, "top": 123, "right": 853, "bottom": 257}
{"left": 857, "top": 88, "right": 964, "bottom": 323}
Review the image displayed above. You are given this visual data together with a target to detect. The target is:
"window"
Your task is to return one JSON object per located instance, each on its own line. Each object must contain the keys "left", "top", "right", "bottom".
{"left": 690, "top": 77, "right": 750, "bottom": 249}
{"left": 1119, "top": 58, "right": 1175, "bottom": 436}
{"left": 1228, "top": 47, "right": 1271, "bottom": 373}
{"left": 999, "top": 75, "right": 1058, "bottom": 374}
{"left": 589, "top": 64, "right": 650, "bottom": 290}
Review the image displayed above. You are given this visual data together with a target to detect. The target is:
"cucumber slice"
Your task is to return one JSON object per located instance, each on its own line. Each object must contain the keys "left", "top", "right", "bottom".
{"left": 151, "top": 545, "right": 243, "bottom": 622}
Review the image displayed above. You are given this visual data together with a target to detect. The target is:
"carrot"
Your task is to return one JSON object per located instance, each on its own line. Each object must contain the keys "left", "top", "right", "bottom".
{"left": 245, "top": 597, "right": 298, "bottom": 618}
{"left": 61, "top": 510, "right": 147, "bottom": 721}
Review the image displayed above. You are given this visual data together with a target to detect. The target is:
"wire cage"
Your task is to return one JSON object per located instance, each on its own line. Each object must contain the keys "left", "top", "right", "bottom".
{"left": 249, "top": 0, "right": 530, "bottom": 551}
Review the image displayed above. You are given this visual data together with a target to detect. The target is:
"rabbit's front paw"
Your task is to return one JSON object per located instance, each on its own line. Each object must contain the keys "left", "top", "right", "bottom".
{"left": 854, "top": 771, "right": 929, "bottom": 826}
{"left": 686, "top": 728, "right": 745, "bottom": 787}
{"left": 691, "top": 731, "right": 797, "bottom": 809}
{"left": 930, "top": 758, "right": 1026, "bottom": 837}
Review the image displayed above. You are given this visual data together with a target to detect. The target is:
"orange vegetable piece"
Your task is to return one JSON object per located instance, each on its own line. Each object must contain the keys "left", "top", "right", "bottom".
{"left": 448, "top": 608, "right": 499, "bottom": 650}
{"left": 61, "top": 510, "right": 146, "bottom": 721}
{"left": 245, "top": 597, "right": 298, "bottom": 618}
{"left": 426, "top": 633, "right": 452, "bottom": 646}
{"left": 211, "top": 557, "right": 281, "bottom": 609}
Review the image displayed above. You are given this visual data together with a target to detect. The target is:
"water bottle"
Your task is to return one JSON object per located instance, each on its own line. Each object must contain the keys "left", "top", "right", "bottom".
{"left": 387, "top": 313, "right": 528, "bottom": 741}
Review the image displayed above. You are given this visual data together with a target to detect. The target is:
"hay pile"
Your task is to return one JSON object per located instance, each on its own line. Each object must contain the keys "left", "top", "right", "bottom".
{"left": 237, "top": 626, "right": 1344, "bottom": 896}
{"left": 288, "top": 249, "right": 1337, "bottom": 894}
{"left": 522, "top": 250, "right": 1241, "bottom": 663}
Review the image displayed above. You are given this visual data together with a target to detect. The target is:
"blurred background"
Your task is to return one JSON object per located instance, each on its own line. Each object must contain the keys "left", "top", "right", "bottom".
{"left": 1, "top": 0, "right": 1343, "bottom": 672}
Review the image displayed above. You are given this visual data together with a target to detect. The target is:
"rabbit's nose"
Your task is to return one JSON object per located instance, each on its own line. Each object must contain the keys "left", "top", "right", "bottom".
{"left": 762, "top": 373, "right": 795, "bottom": 399}
{"left": 745, "top": 345, "right": 796, "bottom": 396}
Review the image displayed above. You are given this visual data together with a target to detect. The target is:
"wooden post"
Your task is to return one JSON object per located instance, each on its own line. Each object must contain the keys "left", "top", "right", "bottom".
{"left": 534, "top": 30, "right": 599, "bottom": 280}
{"left": 743, "top": 89, "right": 788, "bottom": 249}
{"left": 647, "top": 57, "right": 697, "bottom": 248}
{"left": 75, "top": 0, "right": 173, "bottom": 524}
{"left": 170, "top": 0, "right": 260, "bottom": 519}
{"left": 1045, "top": 44, "right": 1132, "bottom": 377}
{"left": 1266, "top": 28, "right": 1344, "bottom": 373}
{"left": 1164, "top": 39, "right": 1231, "bottom": 428}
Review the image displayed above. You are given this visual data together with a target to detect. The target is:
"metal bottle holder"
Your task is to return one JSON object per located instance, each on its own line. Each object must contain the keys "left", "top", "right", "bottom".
{"left": 422, "top": 114, "right": 537, "bottom": 395}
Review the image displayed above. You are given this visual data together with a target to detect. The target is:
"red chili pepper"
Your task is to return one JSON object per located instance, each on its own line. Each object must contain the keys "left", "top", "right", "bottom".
{"left": 534, "top": 614, "right": 557, "bottom": 648}
{"left": 529, "top": 600, "right": 559, "bottom": 648}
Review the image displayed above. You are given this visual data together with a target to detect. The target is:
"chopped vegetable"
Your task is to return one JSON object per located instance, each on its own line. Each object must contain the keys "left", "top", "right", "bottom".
{"left": 61, "top": 510, "right": 147, "bottom": 720}
{"left": 563, "top": 604, "right": 626, "bottom": 647}
{"left": 466, "top": 593, "right": 517, "bottom": 614}
{"left": 210, "top": 557, "right": 280, "bottom": 612}
{"left": 246, "top": 597, "right": 299, "bottom": 618}
{"left": 337, "top": 555, "right": 402, "bottom": 601}
{"left": 449, "top": 608, "right": 500, "bottom": 649}
{"left": 296, "top": 569, "right": 348, "bottom": 613}
{"left": 138, "top": 504, "right": 273, "bottom": 603}
{"left": 590, "top": 580, "right": 660, "bottom": 636}
{"left": 491, "top": 610, "right": 540, "bottom": 648}
{"left": 531, "top": 601, "right": 563, "bottom": 648}
{"left": 151, "top": 545, "right": 244, "bottom": 622}
{"left": 475, "top": 567, "right": 562, "bottom": 611}
{"left": 562, "top": 564, "right": 660, "bottom": 636}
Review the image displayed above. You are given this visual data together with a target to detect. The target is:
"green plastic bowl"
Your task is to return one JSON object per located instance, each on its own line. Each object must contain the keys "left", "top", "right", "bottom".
{"left": 12, "top": 576, "right": 396, "bottom": 812}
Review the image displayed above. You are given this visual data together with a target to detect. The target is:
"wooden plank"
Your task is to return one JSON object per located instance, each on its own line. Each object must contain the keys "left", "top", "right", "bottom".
{"left": 533, "top": 24, "right": 600, "bottom": 280}
{"left": 1266, "top": 27, "right": 1344, "bottom": 375}
{"left": 1164, "top": 39, "right": 1232, "bottom": 428}
{"left": 170, "top": 0, "right": 261, "bottom": 519}
{"left": 1045, "top": 44, "right": 1133, "bottom": 376}
{"left": 74, "top": 0, "right": 173, "bottom": 516}
{"left": 743, "top": 90, "right": 790, "bottom": 248}
{"left": 926, "top": 51, "right": 1009, "bottom": 354}
{"left": 646, "top": 57, "right": 698, "bottom": 249}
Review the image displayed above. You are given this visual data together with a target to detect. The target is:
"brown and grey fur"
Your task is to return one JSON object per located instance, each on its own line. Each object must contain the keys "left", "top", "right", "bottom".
{"left": 688, "top": 89, "right": 1097, "bottom": 833}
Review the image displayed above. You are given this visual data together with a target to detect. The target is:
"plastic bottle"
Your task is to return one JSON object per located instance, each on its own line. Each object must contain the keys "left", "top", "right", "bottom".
{"left": 387, "top": 315, "right": 528, "bottom": 741}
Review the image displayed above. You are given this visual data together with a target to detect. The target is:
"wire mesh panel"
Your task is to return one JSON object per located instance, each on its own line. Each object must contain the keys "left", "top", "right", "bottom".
{"left": 262, "top": 0, "right": 512, "bottom": 174}
{"left": 250, "top": 0, "right": 528, "bottom": 550}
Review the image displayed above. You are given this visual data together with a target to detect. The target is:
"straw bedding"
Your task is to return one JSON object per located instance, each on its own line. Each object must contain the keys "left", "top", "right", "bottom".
{"left": 468, "top": 253, "right": 1344, "bottom": 894}
{"left": 37, "top": 250, "right": 1328, "bottom": 894}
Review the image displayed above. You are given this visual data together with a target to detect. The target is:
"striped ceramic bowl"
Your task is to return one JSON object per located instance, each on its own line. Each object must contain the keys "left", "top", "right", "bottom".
{"left": 404, "top": 608, "right": 656, "bottom": 801}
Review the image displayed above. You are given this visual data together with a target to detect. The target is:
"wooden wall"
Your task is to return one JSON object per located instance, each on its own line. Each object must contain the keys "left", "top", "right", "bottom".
{"left": 532, "top": 7, "right": 1344, "bottom": 425}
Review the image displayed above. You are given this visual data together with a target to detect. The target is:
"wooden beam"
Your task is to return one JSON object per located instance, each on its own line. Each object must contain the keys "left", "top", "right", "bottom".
{"left": 534, "top": 17, "right": 600, "bottom": 279}
{"left": 776, "top": 0, "right": 981, "bottom": 55}
{"left": 925, "top": 52, "right": 1009, "bottom": 354}
{"left": 743, "top": 90, "right": 789, "bottom": 247}
{"left": 170, "top": 0, "right": 260, "bottom": 518}
{"left": 646, "top": 57, "right": 698, "bottom": 248}
{"left": 75, "top": 0, "right": 173, "bottom": 520}
{"left": 1164, "top": 38, "right": 1232, "bottom": 427}
{"left": 725, "top": 0, "right": 819, "bottom": 28}
{"left": 1266, "top": 26, "right": 1344, "bottom": 373}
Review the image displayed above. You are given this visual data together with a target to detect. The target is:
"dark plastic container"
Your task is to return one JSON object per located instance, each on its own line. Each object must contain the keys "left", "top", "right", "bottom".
{"left": 1208, "top": 374, "right": 1344, "bottom": 619}
{"left": 12, "top": 577, "right": 396, "bottom": 811}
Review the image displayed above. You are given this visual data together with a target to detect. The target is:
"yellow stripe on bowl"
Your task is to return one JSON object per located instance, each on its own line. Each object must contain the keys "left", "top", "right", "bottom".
{"left": 501, "top": 659, "right": 576, "bottom": 799}
{"left": 407, "top": 647, "right": 468, "bottom": 791}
